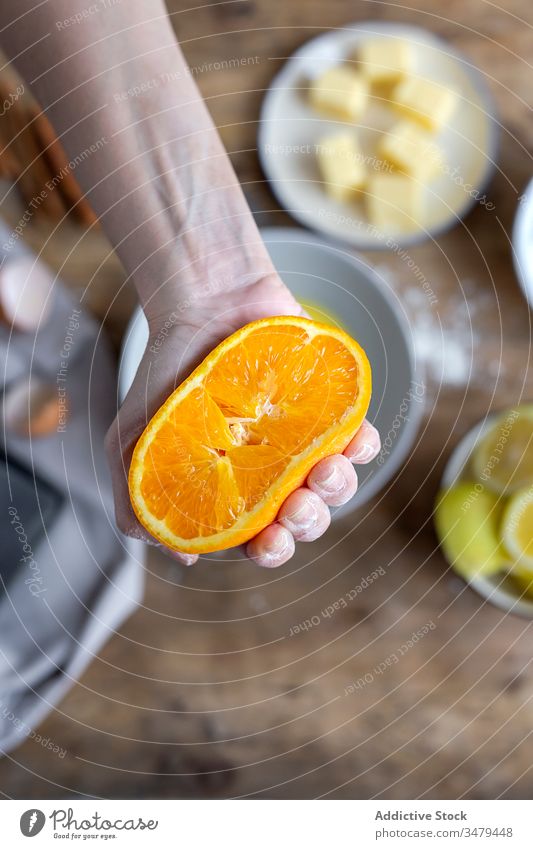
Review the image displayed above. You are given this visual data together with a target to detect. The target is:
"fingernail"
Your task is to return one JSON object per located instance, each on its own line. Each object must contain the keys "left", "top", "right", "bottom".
{"left": 314, "top": 465, "right": 344, "bottom": 493}
{"left": 180, "top": 553, "right": 197, "bottom": 567}
{"left": 348, "top": 442, "right": 376, "bottom": 464}
{"left": 284, "top": 498, "right": 318, "bottom": 532}
{"left": 264, "top": 528, "right": 291, "bottom": 555}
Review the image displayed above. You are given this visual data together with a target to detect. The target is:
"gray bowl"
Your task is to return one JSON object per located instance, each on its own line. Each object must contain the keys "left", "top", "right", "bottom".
{"left": 119, "top": 227, "right": 424, "bottom": 513}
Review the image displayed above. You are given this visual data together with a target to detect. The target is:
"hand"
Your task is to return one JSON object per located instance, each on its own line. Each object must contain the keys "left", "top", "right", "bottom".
{"left": 106, "top": 273, "right": 381, "bottom": 568}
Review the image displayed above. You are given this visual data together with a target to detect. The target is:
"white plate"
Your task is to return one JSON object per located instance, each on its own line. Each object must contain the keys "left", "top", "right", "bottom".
{"left": 259, "top": 21, "right": 498, "bottom": 249}
{"left": 119, "top": 227, "right": 425, "bottom": 516}
{"left": 512, "top": 176, "right": 533, "bottom": 309}
{"left": 441, "top": 415, "right": 533, "bottom": 618}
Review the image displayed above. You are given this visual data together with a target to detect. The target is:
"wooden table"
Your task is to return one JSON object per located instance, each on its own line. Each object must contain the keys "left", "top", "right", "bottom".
{"left": 1, "top": 0, "right": 533, "bottom": 799}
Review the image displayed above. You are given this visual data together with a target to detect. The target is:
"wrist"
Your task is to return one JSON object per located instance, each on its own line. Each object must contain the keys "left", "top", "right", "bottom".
{"left": 144, "top": 268, "right": 300, "bottom": 343}
{"left": 140, "top": 245, "right": 278, "bottom": 330}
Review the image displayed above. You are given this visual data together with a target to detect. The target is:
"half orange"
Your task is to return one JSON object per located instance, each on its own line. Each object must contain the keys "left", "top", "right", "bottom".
{"left": 128, "top": 316, "right": 372, "bottom": 553}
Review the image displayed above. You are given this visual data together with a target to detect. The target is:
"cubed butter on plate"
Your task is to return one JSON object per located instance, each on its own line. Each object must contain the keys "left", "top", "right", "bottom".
{"left": 392, "top": 76, "right": 457, "bottom": 131}
{"left": 316, "top": 133, "right": 366, "bottom": 201}
{"left": 366, "top": 174, "right": 422, "bottom": 234}
{"left": 358, "top": 38, "right": 412, "bottom": 84}
{"left": 309, "top": 66, "right": 369, "bottom": 121}
{"left": 378, "top": 121, "right": 444, "bottom": 179}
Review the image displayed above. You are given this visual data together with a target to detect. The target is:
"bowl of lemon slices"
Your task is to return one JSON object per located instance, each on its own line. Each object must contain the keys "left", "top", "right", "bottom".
{"left": 435, "top": 405, "right": 533, "bottom": 616}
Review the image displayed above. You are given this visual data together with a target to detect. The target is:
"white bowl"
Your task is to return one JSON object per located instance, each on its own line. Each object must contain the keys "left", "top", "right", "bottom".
{"left": 512, "top": 176, "right": 533, "bottom": 309}
{"left": 119, "top": 227, "right": 424, "bottom": 515}
{"left": 259, "top": 21, "right": 498, "bottom": 249}
{"left": 441, "top": 415, "right": 533, "bottom": 618}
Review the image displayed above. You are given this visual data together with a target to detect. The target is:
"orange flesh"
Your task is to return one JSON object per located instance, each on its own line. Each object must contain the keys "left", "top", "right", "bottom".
{"left": 129, "top": 318, "right": 371, "bottom": 553}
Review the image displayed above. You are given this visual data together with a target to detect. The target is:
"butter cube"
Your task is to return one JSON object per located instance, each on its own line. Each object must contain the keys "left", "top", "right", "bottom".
{"left": 309, "top": 66, "right": 369, "bottom": 121}
{"left": 392, "top": 76, "right": 457, "bottom": 131}
{"left": 359, "top": 38, "right": 412, "bottom": 84}
{"left": 366, "top": 174, "right": 422, "bottom": 234}
{"left": 378, "top": 121, "right": 444, "bottom": 179}
{"left": 316, "top": 133, "right": 366, "bottom": 201}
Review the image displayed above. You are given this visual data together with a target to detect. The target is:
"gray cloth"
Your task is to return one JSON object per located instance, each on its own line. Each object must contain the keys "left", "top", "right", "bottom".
{"left": 0, "top": 232, "right": 144, "bottom": 754}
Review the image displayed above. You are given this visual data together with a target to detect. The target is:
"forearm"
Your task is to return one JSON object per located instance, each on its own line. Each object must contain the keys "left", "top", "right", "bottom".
{"left": 0, "top": 0, "right": 275, "bottom": 324}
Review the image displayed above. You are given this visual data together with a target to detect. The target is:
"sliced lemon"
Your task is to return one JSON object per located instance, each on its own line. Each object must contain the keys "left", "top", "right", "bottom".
{"left": 471, "top": 405, "right": 533, "bottom": 495}
{"left": 508, "top": 569, "right": 533, "bottom": 600}
{"left": 501, "top": 486, "right": 533, "bottom": 570}
{"left": 434, "top": 482, "right": 510, "bottom": 580}
{"left": 508, "top": 568, "right": 533, "bottom": 600}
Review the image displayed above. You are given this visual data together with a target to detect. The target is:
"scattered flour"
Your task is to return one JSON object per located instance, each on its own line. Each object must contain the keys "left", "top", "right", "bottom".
{"left": 375, "top": 265, "right": 504, "bottom": 389}
{"left": 403, "top": 285, "right": 475, "bottom": 387}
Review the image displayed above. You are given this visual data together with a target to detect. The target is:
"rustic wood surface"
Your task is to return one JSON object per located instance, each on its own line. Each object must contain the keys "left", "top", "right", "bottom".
{"left": 1, "top": 0, "right": 533, "bottom": 799}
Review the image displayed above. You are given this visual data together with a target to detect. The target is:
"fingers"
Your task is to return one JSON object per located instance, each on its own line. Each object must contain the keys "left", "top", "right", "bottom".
{"left": 344, "top": 419, "right": 381, "bottom": 464}
{"left": 151, "top": 425, "right": 379, "bottom": 565}
{"left": 246, "top": 523, "right": 295, "bottom": 568}
{"left": 247, "top": 421, "right": 380, "bottom": 567}
{"left": 307, "top": 454, "right": 358, "bottom": 506}
{"left": 278, "top": 488, "right": 330, "bottom": 541}
{"left": 248, "top": 462, "right": 355, "bottom": 568}
{"left": 160, "top": 547, "right": 198, "bottom": 566}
